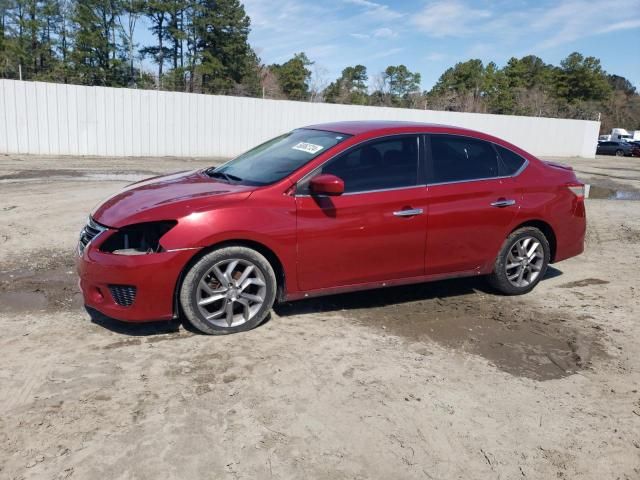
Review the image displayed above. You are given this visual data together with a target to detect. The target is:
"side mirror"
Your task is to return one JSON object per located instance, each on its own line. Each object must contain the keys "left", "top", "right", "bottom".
{"left": 309, "top": 174, "right": 344, "bottom": 196}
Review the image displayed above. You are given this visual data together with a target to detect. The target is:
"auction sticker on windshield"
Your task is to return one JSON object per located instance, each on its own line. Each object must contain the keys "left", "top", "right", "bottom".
{"left": 292, "top": 142, "right": 324, "bottom": 154}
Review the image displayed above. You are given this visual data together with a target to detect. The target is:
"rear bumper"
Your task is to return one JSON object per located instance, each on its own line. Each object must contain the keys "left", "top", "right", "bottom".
{"left": 553, "top": 199, "right": 586, "bottom": 263}
{"left": 76, "top": 246, "right": 199, "bottom": 322}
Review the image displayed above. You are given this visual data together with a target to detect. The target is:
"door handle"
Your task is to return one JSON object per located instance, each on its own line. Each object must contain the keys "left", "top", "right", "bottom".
{"left": 393, "top": 208, "right": 424, "bottom": 217}
{"left": 490, "top": 199, "right": 516, "bottom": 208}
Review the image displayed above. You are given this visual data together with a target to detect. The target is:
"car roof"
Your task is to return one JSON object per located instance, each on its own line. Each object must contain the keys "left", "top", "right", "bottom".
{"left": 303, "top": 120, "right": 481, "bottom": 137}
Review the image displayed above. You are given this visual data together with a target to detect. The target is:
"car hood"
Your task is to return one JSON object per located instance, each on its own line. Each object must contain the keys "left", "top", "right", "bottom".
{"left": 92, "top": 170, "right": 256, "bottom": 228}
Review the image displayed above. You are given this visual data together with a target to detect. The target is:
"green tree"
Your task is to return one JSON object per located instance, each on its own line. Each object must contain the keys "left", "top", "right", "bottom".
{"left": 483, "top": 61, "right": 513, "bottom": 114}
{"left": 370, "top": 64, "right": 420, "bottom": 107}
{"left": 142, "top": 0, "right": 172, "bottom": 86}
{"left": 607, "top": 74, "right": 636, "bottom": 96}
{"left": 0, "top": 0, "right": 10, "bottom": 75}
{"left": 428, "top": 59, "right": 485, "bottom": 111}
{"left": 142, "top": 0, "right": 188, "bottom": 90}
{"left": 1, "top": 0, "right": 63, "bottom": 80}
{"left": 503, "top": 55, "right": 553, "bottom": 90}
{"left": 554, "top": 52, "right": 611, "bottom": 102}
{"left": 384, "top": 64, "right": 420, "bottom": 104}
{"left": 193, "top": 0, "right": 255, "bottom": 94}
{"left": 70, "top": 0, "right": 125, "bottom": 86}
{"left": 118, "top": 0, "right": 145, "bottom": 84}
{"left": 324, "top": 64, "right": 368, "bottom": 104}
{"left": 270, "top": 52, "right": 313, "bottom": 101}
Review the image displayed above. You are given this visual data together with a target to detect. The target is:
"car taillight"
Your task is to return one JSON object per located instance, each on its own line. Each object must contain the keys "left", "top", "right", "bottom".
{"left": 567, "top": 183, "right": 585, "bottom": 198}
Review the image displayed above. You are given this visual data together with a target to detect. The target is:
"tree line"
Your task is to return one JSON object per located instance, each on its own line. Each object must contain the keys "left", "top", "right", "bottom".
{"left": 1, "top": 1, "right": 638, "bottom": 132}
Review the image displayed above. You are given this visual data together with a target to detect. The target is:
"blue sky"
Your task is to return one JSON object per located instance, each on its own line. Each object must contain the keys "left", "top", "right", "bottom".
{"left": 136, "top": 0, "right": 640, "bottom": 91}
{"left": 240, "top": 0, "right": 640, "bottom": 91}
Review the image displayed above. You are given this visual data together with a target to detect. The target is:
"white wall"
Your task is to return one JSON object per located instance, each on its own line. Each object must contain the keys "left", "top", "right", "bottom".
{"left": 0, "top": 79, "right": 600, "bottom": 158}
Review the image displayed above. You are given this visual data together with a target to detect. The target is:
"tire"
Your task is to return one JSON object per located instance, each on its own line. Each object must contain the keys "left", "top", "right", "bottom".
{"left": 180, "top": 246, "right": 277, "bottom": 335}
{"left": 615, "top": 149, "right": 624, "bottom": 157}
{"left": 488, "top": 227, "right": 550, "bottom": 295}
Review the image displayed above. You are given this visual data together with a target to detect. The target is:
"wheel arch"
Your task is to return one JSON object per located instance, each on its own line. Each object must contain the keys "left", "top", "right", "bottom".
{"left": 510, "top": 219, "right": 557, "bottom": 262}
{"left": 173, "top": 239, "right": 288, "bottom": 318}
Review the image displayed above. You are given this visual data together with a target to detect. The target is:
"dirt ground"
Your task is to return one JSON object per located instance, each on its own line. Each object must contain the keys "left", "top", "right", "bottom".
{"left": 0, "top": 152, "right": 639, "bottom": 479}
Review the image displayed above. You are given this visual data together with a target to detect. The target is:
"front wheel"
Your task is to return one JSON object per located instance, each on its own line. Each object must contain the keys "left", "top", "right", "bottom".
{"left": 180, "top": 246, "right": 277, "bottom": 334}
{"left": 615, "top": 149, "right": 624, "bottom": 157}
{"left": 488, "top": 227, "right": 550, "bottom": 295}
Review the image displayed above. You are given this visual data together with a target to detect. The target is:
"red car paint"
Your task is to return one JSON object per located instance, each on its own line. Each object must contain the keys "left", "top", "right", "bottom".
{"left": 76, "top": 121, "right": 586, "bottom": 322}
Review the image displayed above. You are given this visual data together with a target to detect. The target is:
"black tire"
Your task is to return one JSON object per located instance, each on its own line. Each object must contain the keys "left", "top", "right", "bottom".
{"left": 615, "top": 149, "right": 624, "bottom": 157}
{"left": 179, "top": 246, "right": 277, "bottom": 335}
{"left": 488, "top": 227, "right": 550, "bottom": 295}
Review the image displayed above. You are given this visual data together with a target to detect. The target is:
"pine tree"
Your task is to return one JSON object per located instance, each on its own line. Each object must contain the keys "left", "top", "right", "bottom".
{"left": 325, "top": 65, "right": 368, "bottom": 105}
{"left": 119, "top": 0, "right": 144, "bottom": 85}
{"left": 270, "top": 52, "right": 313, "bottom": 101}
{"left": 70, "top": 0, "right": 125, "bottom": 86}
{"left": 142, "top": 0, "right": 172, "bottom": 87}
{"left": 193, "top": 0, "right": 254, "bottom": 94}
{"left": 0, "top": 0, "right": 9, "bottom": 75}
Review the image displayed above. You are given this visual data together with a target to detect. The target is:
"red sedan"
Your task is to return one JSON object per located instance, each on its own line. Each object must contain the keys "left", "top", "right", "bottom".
{"left": 77, "top": 121, "right": 586, "bottom": 334}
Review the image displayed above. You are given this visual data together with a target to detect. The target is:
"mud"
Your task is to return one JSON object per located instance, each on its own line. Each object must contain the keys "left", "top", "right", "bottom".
{"left": 277, "top": 277, "right": 605, "bottom": 381}
{"left": 589, "top": 184, "right": 640, "bottom": 200}
{"left": 0, "top": 250, "right": 81, "bottom": 314}
{"left": 0, "top": 169, "right": 156, "bottom": 183}
{"left": 1, "top": 154, "right": 639, "bottom": 480}
{"left": 0, "top": 247, "right": 606, "bottom": 381}
{"left": 559, "top": 278, "right": 610, "bottom": 288}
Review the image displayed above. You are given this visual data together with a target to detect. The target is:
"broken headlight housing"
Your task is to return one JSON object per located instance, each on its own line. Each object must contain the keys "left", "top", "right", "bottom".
{"left": 99, "top": 221, "right": 177, "bottom": 255}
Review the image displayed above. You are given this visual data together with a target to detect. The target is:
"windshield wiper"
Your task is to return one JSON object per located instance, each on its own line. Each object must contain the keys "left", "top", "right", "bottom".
{"left": 206, "top": 169, "right": 243, "bottom": 183}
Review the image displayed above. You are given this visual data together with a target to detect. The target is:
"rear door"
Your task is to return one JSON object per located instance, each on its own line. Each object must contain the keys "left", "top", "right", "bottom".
{"left": 424, "top": 134, "right": 521, "bottom": 275}
{"left": 295, "top": 135, "right": 428, "bottom": 291}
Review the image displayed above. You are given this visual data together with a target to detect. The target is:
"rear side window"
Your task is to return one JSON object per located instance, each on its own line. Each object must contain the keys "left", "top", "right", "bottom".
{"left": 496, "top": 145, "right": 527, "bottom": 175}
{"left": 429, "top": 135, "right": 499, "bottom": 183}
{"left": 312, "top": 136, "right": 419, "bottom": 193}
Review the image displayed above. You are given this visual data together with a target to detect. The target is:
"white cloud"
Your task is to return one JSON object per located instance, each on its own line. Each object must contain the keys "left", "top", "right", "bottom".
{"left": 411, "top": 0, "right": 640, "bottom": 52}
{"left": 350, "top": 33, "right": 370, "bottom": 39}
{"left": 412, "top": 0, "right": 491, "bottom": 37}
{"left": 529, "top": 0, "right": 640, "bottom": 50}
{"left": 373, "top": 27, "right": 397, "bottom": 38}
{"left": 369, "top": 47, "right": 404, "bottom": 59}
{"left": 425, "top": 52, "right": 445, "bottom": 61}
{"left": 344, "top": 0, "right": 404, "bottom": 19}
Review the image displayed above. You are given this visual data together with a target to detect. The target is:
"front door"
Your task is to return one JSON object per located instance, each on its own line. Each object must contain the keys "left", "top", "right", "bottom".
{"left": 295, "top": 135, "right": 427, "bottom": 291}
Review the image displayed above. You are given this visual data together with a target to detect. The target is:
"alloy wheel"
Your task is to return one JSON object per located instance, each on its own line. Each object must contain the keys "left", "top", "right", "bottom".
{"left": 505, "top": 236, "right": 545, "bottom": 288}
{"left": 196, "top": 258, "right": 267, "bottom": 328}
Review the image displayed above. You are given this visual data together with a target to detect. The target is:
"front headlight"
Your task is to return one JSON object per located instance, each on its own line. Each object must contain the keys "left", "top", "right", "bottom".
{"left": 99, "top": 221, "right": 177, "bottom": 255}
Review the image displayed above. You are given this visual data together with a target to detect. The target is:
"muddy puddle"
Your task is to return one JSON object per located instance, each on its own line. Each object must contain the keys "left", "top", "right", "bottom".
{"left": 2, "top": 250, "right": 607, "bottom": 381}
{"left": 0, "top": 251, "right": 81, "bottom": 313}
{"left": 277, "top": 278, "right": 606, "bottom": 381}
{"left": 589, "top": 185, "right": 640, "bottom": 200}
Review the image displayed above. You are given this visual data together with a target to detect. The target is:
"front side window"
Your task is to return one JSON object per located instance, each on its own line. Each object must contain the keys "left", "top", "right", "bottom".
{"left": 429, "top": 135, "right": 499, "bottom": 183}
{"left": 303, "top": 136, "right": 419, "bottom": 194}
{"left": 210, "top": 129, "right": 350, "bottom": 186}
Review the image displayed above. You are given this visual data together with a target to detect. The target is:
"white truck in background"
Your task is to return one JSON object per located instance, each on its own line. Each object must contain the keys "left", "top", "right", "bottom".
{"left": 599, "top": 128, "right": 640, "bottom": 142}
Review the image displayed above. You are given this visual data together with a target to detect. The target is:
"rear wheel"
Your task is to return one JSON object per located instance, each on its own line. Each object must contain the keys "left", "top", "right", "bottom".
{"left": 488, "top": 227, "right": 550, "bottom": 295}
{"left": 180, "top": 246, "right": 277, "bottom": 334}
{"left": 615, "top": 149, "right": 624, "bottom": 157}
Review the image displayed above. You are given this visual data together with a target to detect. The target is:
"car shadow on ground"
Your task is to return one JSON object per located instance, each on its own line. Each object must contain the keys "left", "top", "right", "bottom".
{"left": 275, "top": 266, "right": 563, "bottom": 317}
{"left": 87, "top": 307, "right": 183, "bottom": 336}
{"left": 88, "top": 267, "right": 562, "bottom": 336}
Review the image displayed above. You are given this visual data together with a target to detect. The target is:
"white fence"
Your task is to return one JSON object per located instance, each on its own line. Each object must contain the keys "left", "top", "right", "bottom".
{"left": 0, "top": 79, "right": 600, "bottom": 158}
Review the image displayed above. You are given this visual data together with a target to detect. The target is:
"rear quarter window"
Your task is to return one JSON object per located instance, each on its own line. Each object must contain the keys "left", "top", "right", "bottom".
{"left": 496, "top": 145, "right": 527, "bottom": 175}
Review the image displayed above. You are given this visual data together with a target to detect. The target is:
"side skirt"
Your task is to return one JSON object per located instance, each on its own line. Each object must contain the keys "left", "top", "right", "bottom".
{"left": 284, "top": 268, "right": 482, "bottom": 302}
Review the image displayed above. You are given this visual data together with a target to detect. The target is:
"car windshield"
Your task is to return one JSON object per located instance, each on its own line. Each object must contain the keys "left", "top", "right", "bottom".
{"left": 207, "top": 129, "right": 351, "bottom": 186}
